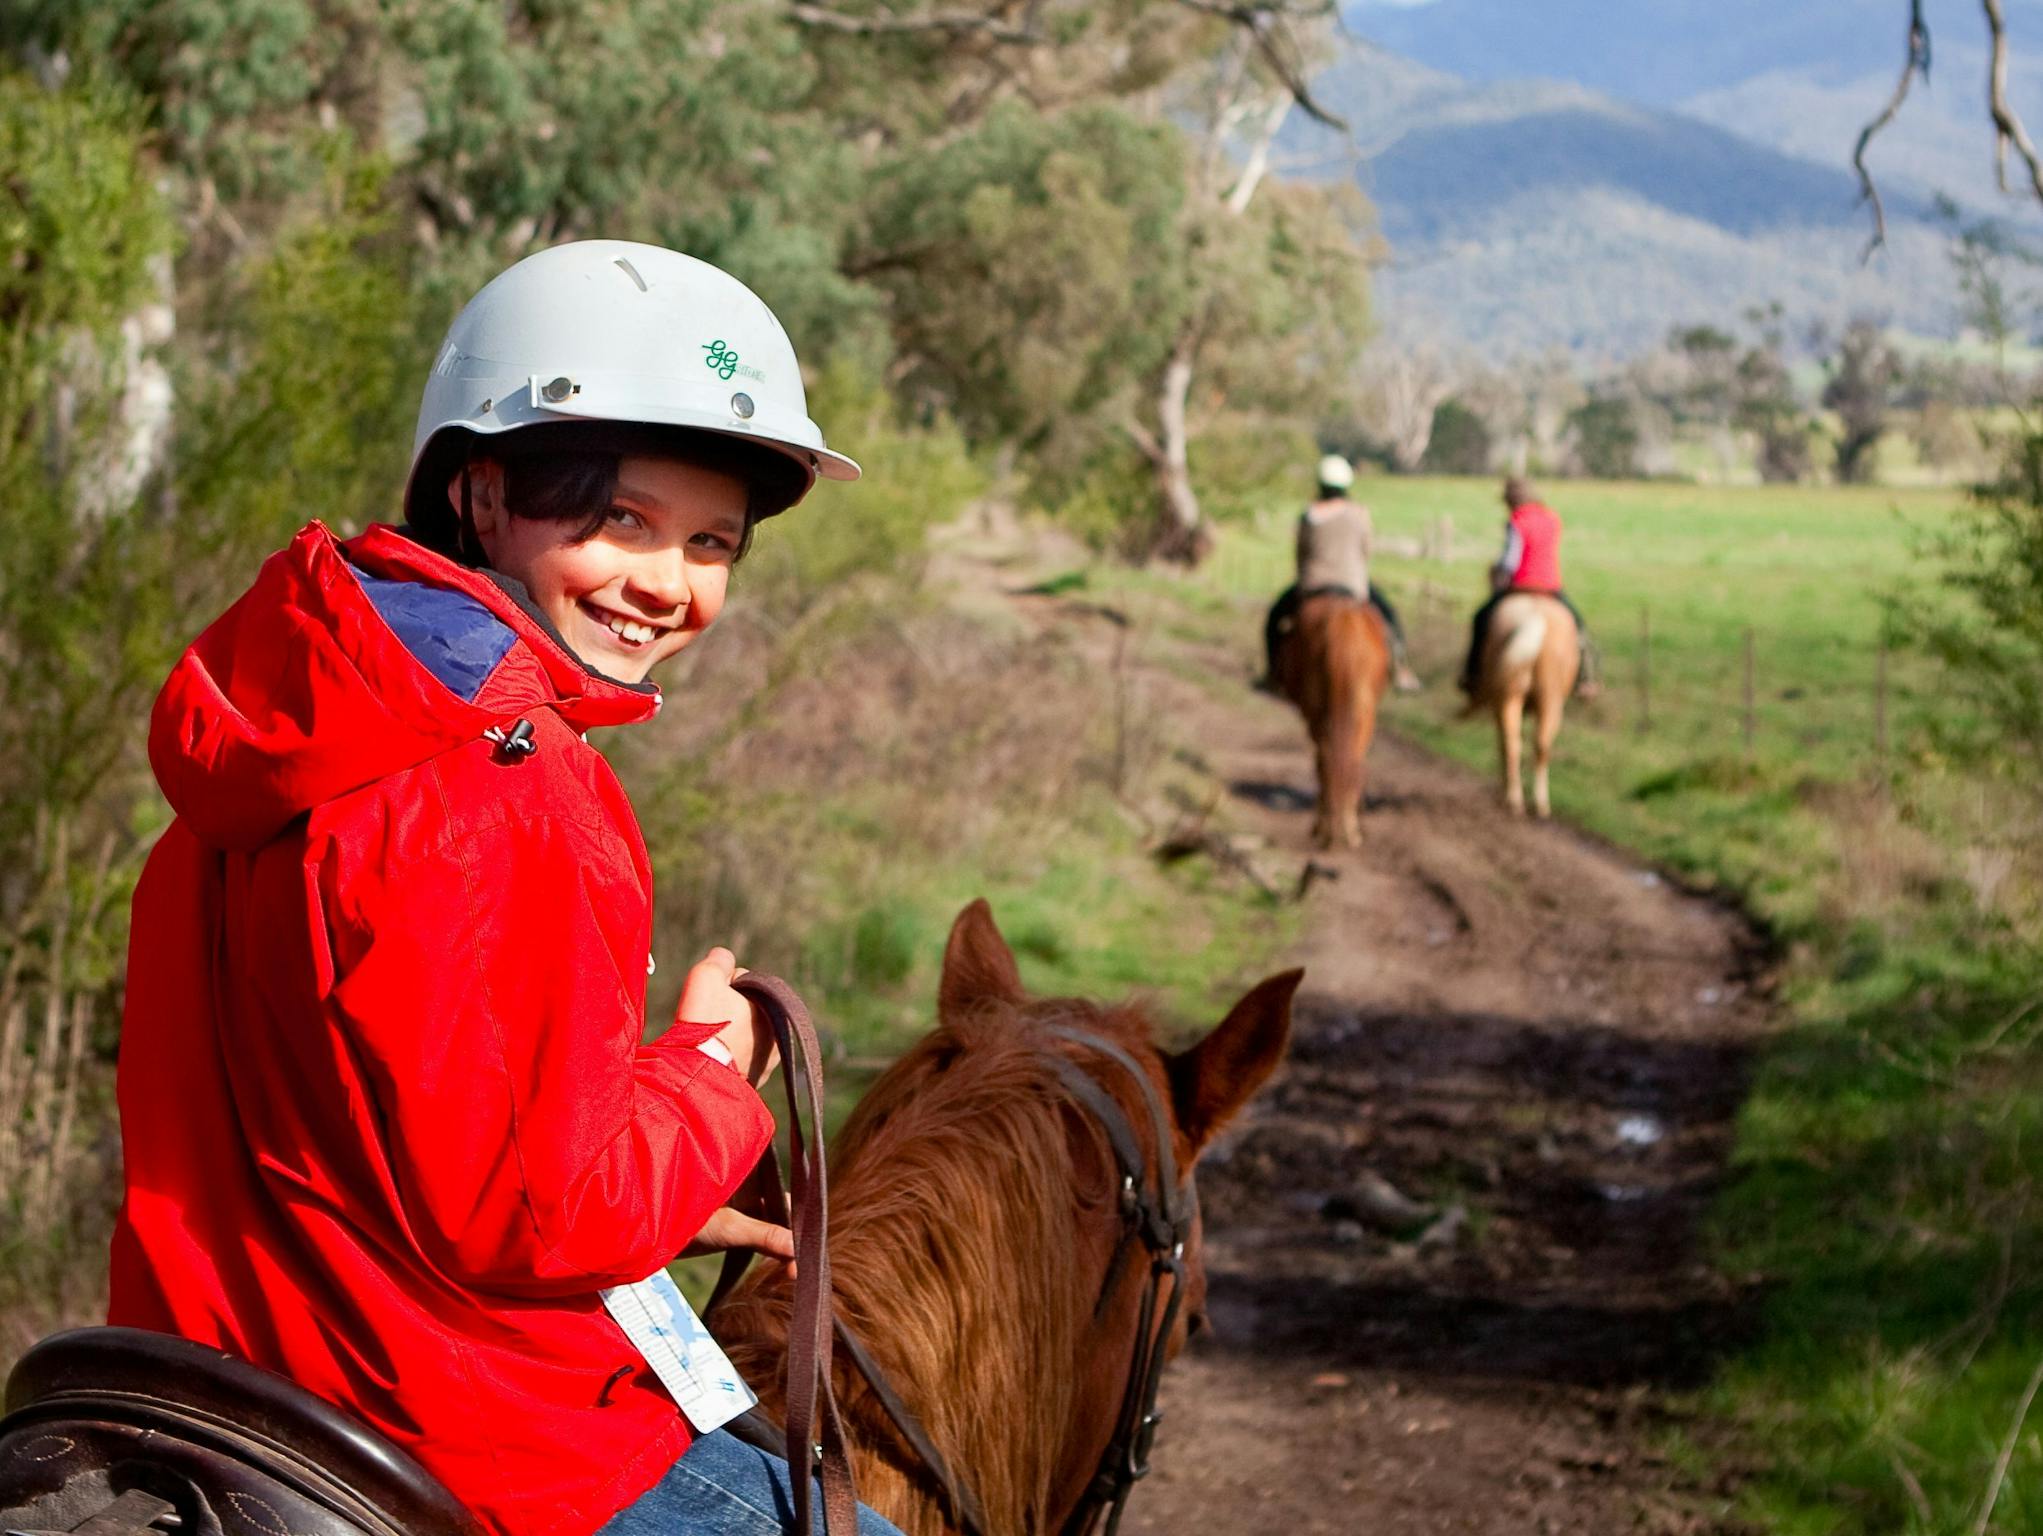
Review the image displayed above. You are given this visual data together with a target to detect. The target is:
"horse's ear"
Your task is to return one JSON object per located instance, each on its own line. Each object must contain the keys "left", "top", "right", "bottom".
{"left": 938, "top": 899, "right": 1025, "bottom": 1019}
{"left": 1167, "top": 970, "right": 1301, "bottom": 1156}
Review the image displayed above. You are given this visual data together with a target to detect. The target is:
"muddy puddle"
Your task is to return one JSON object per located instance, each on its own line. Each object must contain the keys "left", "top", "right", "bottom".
{"left": 1197, "top": 998, "right": 1759, "bottom": 1391}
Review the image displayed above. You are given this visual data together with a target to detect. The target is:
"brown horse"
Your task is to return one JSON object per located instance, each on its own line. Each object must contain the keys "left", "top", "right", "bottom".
{"left": 1474, "top": 592, "right": 1580, "bottom": 818}
{"left": 713, "top": 900, "right": 1299, "bottom": 1536}
{"left": 1275, "top": 593, "right": 1391, "bottom": 849}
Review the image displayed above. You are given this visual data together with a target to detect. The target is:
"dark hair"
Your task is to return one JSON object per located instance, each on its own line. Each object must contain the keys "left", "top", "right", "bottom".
{"left": 1502, "top": 475, "right": 1536, "bottom": 508}
{"left": 407, "top": 422, "right": 809, "bottom": 567}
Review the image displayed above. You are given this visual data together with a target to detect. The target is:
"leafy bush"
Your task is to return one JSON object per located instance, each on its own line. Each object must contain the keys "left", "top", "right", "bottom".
{"left": 0, "top": 76, "right": 425, "bottom": 1307}
{"left": 0, "top": 75, "right": 176, "bottom": 1311}
{"left": 740, "top": 357, "right": 986, "bottom": 623}
{"left": 1422, "top": 398, "right": 1493, "bottom": 474}
{"left": 1899, "top": 423, "right": 2043, "bottom": 783}
{"left": 1186, "top": 419, "right": 1318, "bottom": 527}
{"left": 1565, "top": 395, "right": 1640, "bottom": 479}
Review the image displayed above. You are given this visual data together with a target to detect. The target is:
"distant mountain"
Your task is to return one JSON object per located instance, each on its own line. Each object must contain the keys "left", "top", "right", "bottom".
{"left": 1285, "top": 42, "right": 1960, "bottom": 358}
{"left": 1361, "top": 187, "right": 1951, "bottom": 360}
{"left": 1343, "top": 0, "right": 2043, "bottom": 111}
{"left": 1681, "top": 41, "right": 2043, "bottom": 215}
{"left": 1353, "top": 94, "right": 1905, "bottom": 245}
{"left": 1346, "top": 0, "right": 2043, "bottom": 218}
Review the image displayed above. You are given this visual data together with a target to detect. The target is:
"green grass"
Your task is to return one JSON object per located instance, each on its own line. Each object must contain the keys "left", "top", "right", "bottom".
{"left": 1142, "top": 475, "right": 2043, "bottom": 1536}
{"left": 1181, "top": 477, "right": 1981, "bottom": 925}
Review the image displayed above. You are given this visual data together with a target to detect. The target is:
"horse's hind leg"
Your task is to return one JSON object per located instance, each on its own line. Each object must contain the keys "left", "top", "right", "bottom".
{"left": 1532, "top": 691, "right": 1565, "bottom": 820}
{"left": 1342, "top": 753, "right": 1366, "bottom": 849}
{"left": 1312, "top": 727, "right": 1339, "bottom": 849}
{"left": 1337, "top": 702, "right": 1374, "bottom": 849}
{"left": 1496, "top": 691, "right": 1526, "bottom": 815}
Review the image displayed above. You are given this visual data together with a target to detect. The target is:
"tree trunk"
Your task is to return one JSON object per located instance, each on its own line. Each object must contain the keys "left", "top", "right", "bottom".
{"left": 1143, "top": 86, "right": 1291, "bottom": 567}
{"left": 1150, "top": 333, "right": 1212, "bottom": 565}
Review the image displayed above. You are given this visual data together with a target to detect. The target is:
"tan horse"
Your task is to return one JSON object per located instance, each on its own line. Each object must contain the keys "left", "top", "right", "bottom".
{"left": 1476, "top": 592, "right": 1580, "bottom": 818}
{"left": 1275, "top": 593, "right": 1391, "bottom": 849}
{"left": 714, "top": 901, "right": 1298, "bottom": 1536}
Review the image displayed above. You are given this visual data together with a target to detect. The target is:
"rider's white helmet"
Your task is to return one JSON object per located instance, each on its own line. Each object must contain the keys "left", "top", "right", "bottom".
{"left": 1316, "top": 453, "right": 1355, "bottom": 491}
{"left": 406, "top": 240, "right": 858, "bottom": 528}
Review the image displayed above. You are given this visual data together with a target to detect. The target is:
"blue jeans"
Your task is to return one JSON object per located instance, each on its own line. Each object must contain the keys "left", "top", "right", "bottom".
{"left": 599, "top": 1430, "right": 905, "bottom": 1536}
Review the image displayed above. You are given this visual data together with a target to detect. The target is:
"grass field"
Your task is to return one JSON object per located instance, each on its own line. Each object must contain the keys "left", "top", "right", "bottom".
{"left": 1131, "top": 476, "right": 2043, "bottom": 1536}
{"left": 1180, "top": 478, "right": 1991, "bottom": 933}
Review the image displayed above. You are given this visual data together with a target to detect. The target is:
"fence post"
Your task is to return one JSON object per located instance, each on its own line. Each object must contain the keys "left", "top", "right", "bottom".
{"left": 1742, "top": 627, "right": 1757, "bottom": 756}
{"left": 1637, "top": 604, "right": 1652, "bottom": 737}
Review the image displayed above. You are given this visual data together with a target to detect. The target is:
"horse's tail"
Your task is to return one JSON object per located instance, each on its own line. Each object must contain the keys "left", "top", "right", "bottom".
{"left": 1328, "top": 642, "right": 1360, "bottom": 756}
{"left": 1325, "top": 606, "right": 1383, "bottom": 812}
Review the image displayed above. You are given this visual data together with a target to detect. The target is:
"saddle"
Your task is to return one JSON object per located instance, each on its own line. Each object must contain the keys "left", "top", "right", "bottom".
{"left": 0, "top": 1328, "right": 484, "bottom": 1536}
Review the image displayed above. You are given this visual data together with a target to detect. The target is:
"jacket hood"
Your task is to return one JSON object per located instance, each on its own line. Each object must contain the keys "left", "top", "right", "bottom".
{"left": 151, "top": 522, "right": 661, "bottom": 851}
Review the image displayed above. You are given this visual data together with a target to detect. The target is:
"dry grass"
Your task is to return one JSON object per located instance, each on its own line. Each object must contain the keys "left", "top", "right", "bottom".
{"left": 1, "top": 809, "right": 126, "bottom": 1340}
{"left": 616, "top": 552, "right": 1171, "bottom": 1028}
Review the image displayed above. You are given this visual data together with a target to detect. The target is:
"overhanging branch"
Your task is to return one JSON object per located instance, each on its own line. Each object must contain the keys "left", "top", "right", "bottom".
{"left": 1854, "top": 0, "right": 1929, "bottom": 260}
{"left": 1170, "top": 0, "right": 1345, "bottom": 129}
{"left": 1985, "top": 0, "right": 2043, "bottom": 202}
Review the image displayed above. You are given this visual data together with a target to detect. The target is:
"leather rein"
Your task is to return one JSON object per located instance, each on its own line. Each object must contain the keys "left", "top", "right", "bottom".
{"left": 711, "top": 990, "right": 1195, "bottom": 1536}
{"left": 721, "top": 973, "right": 860, "bottom": 1536}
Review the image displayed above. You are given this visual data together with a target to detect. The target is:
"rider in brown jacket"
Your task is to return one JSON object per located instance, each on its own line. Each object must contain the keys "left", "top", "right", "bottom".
{"left": 1263, "top": 455, "right": 1421, "bottom": 692}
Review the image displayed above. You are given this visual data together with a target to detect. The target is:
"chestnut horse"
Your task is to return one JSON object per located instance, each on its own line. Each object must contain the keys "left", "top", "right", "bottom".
{"left": 1275, "top": 594, "right": 1391, "bottom": 849}
{"left": 1474, "top": 592, "right": 1580, "bottom": 818}
{"left": 712, "top": 901, "right": 1299, "bottom": 1536}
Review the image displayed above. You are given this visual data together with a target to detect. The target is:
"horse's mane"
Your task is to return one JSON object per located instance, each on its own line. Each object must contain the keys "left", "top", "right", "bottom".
{"left": 715, "top": 996, "right": 1160, "bottom": 1536}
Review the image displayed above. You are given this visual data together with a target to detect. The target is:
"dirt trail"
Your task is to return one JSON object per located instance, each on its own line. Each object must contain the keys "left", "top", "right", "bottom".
{"left": 1018, "top": 587, "right": 1772, "bottom": 1535}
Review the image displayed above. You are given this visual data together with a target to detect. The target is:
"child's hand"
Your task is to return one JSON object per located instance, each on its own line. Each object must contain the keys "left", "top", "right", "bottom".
{"left": 681, "top": 1206, "right": 796, "bottom": 1269}
{"left": 680, "top": 947, "right": 779, "bottom": 1088}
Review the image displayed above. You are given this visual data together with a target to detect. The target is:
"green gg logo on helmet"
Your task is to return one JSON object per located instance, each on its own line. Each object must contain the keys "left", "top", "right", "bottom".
{"left": 703, "top": 339, "right": 768, "bottom": 385}
{"left": 703, "top": 339, "right": 741, "bottom": 380}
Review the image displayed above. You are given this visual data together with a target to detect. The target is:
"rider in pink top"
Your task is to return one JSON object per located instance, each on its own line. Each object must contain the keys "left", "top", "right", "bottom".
{"left": 1501, "top": 496, "right": 1563, "bottom": 592}
{"left": 1458, "top": 478, "right": 1598, "bottom": 696}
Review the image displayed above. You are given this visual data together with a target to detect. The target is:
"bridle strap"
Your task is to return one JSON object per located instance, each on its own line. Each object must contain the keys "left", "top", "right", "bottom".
{"left": 1040, "top": 1056, "right": 1163, "bottom": 1245}
{"left": 1040, "top": 1027, "right": 1196, "bottom": 1536}
{"left": 833, "top": 1317, "right": 994, "bottom": 1536}
{"left": 721, "top": 974, "right": 861, "bottom": 1536}
{"left": 1042, "top": 1028, "right": 1187, "bottom": 1222}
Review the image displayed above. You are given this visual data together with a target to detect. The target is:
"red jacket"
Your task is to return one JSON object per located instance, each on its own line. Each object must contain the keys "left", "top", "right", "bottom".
{"left": 1507, "top": 501, "right": 1563, "bottom": 592}
{"left": 109, "top": 522, "right": 776, "bottom": 1536}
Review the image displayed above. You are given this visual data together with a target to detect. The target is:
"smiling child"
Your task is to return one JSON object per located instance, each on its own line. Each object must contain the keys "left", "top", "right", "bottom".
{"left": 108, "top": 243, "right": 902, "bottom": 1536}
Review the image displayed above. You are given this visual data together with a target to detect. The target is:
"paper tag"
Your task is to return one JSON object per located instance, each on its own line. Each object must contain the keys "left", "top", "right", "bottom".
{"left": 600, "top": 1270, "right": 758, "bottom": 1434}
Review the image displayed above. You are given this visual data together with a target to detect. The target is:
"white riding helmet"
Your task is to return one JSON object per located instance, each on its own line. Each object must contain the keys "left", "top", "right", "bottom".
{"left": 1317, "top": 453, "right": 1355, "bottom": 491}
{"left": 406, "top": 240, "right": 859, "bottom": 527}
